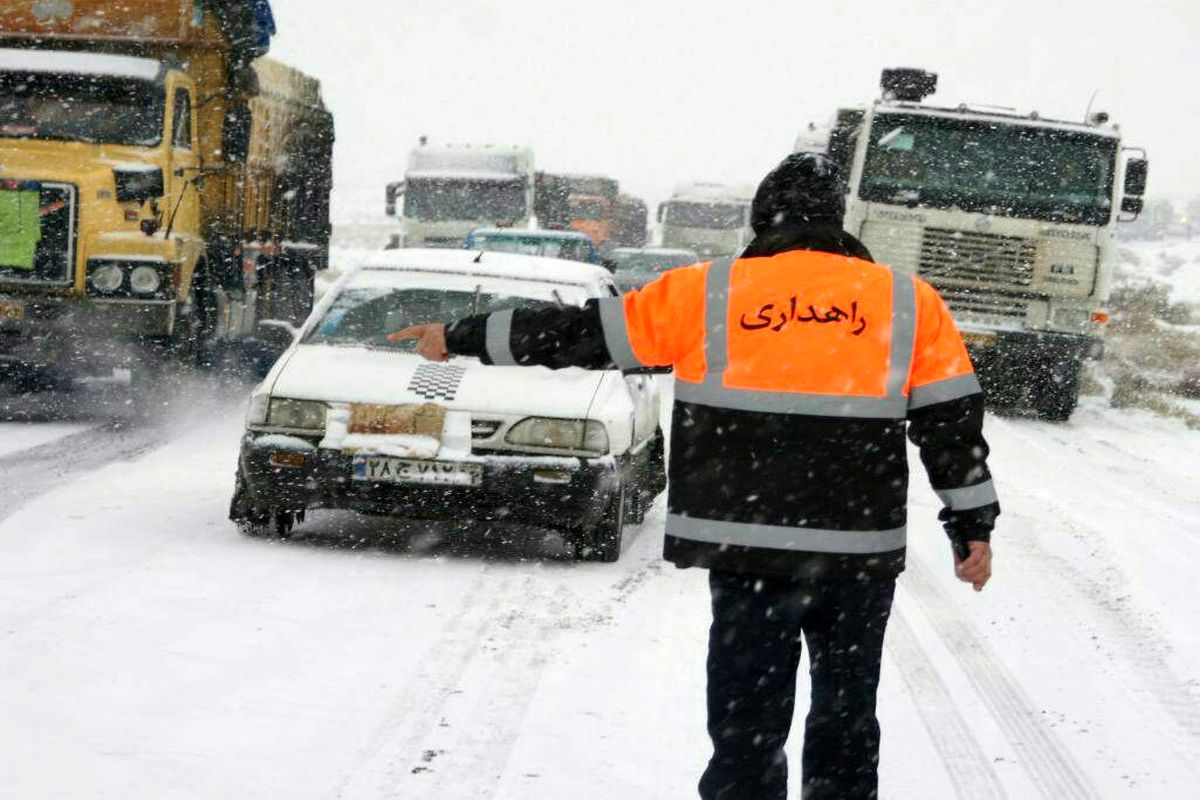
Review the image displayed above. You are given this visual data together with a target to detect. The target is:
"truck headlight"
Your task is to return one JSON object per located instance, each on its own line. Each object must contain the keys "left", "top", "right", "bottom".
{"left": 505, "top": 417, "right": 608, "bottom": 454}
{"left": 267, "top": 398, "right": 328, "bottom": 431}
{"left": 90, "top": 263, "right": 124, "bottom": 294}
{"left": 130, "top": 265, "right": 163, "bottom": 295}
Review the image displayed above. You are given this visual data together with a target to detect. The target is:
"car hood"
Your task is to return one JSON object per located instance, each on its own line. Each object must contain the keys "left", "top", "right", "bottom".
{"left": 269, "top": 343, "right": 608, "bottom": 418}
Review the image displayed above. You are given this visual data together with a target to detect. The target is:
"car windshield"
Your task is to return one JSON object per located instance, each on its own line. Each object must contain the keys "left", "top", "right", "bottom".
{"left": 470, "top": 233, "right": 596, "bottom": 263}
{"left": 665, "top": 201, "right": 746, "bottom": 229}
{"left": 403, "top": 177, "right": 527, "bottom": 222}
{"left": 615, "top": 252, "right": 697, "bottom": 275}
{"left": 306, "top": 285, "right": 559, "bottom": 349}
{"left": 0, "top": 71, "right": 164, "bottom": 146}
{"left": 861, "top": 113, "right": 1118, "bottom": 225}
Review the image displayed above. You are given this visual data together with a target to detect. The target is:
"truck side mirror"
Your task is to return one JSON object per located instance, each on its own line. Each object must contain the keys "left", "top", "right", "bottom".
{"left": 656, "top": 203, "right": 665, "bottom": 223}
{"left": 385, "top": 182, "right": 405, "bottom": 217}
{"left": 1124, "top": 159, "right": 1148, "bottom": 197}
{"left": 1121, "top": 197, "right": 1144, "bottom": 215}
{"left": 222, "top": 103, "right": 253, "bottom": 164}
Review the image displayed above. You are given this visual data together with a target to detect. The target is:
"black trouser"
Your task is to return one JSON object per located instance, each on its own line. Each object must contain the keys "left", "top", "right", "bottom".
{"left": 699, "top": 570, "right": 896, "bottom": 800}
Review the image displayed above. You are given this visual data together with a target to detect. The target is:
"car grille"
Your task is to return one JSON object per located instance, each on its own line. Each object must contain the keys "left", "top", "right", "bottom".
{"left": 918, "top": 227, "right": 1036, "bottom": 291}
{"left": 471, "top": 419, "right": 502, "bottom": 440}
{"left": 0, "top": 181, "right": 76, "bottom": 286}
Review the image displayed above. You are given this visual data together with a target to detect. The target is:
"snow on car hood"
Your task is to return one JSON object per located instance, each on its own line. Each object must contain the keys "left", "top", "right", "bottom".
{"left": 269, "top": 343, "right": 608, "bottom": 419}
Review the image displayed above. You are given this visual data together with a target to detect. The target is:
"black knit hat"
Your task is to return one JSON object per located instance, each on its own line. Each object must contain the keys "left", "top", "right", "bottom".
{"left": 750, "top": 152, "right": 847, "bottom": 234}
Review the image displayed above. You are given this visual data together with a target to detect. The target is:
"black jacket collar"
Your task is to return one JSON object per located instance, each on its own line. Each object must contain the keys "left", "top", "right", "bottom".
{"left": 741, "top": 222, "right": 874, "bottom": 262}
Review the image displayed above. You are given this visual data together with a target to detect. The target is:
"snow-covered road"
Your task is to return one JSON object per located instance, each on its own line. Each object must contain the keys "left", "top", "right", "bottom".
{"left": 1, "top": 386, "right": 1198, "bottom": 799}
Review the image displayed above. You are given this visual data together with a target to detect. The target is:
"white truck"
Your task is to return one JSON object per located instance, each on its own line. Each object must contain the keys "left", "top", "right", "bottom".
{"left": 385, "top": 142, "right": 535, "bottom": 249}
{"left": 657, "top": 182, "right": 754, "bottom": 258}
{"left": 811, "top": 68, "right": 1148, "bottom": 420}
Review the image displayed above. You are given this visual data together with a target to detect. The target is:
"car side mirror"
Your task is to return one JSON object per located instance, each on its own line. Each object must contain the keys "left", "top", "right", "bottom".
{"left": 601, "top": 258, "right": 618, "bottom": 273}
{"left": 1124, "top": 158, "right": 1148, "bottom": 197}
{"left": 257, "top": 318, "right": 300, "bottom": 347}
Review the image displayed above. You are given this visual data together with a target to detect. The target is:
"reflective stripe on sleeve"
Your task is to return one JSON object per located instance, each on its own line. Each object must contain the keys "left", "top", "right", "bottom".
{"left": 597, "top": 297, "right": 643, "bottom": 371}
{"left": 909, "top": 372, "right": 983, "bottom": 410}
{"left": 935, "top": 478, "right": 998, "bottom": 511}
{"left": 888, "top": 274, "right": 917, "bottom": 399}
{"left": 666, "top": 513, "right": 907, "bottom": 554}
{"left": 485, "top": 309, "right": 517, "bottom": 366}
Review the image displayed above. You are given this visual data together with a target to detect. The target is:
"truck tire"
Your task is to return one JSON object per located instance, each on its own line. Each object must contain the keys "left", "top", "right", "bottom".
{"left": 1035, "top": 357, "right": 1081, "bottom": 422}
{"left": 575, "top": 482, "right": 626, "bottom": 563}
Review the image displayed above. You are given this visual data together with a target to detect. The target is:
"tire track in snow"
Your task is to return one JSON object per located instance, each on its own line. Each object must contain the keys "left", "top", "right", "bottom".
{"left": 984, "top": 414, "right": 1200, "bottom": 760}
{"left": 887, "top": 607, "right": 1009, "bottom": 799}
{"left": 340, "top": 513, "right": 663, "bottom": 800}
{"left": 335, "top": 567, "right": 512, "bottom": 799}
{"left": 902, "top": 556, "right": 1100, "bottom": 800}
{"left": 0, "top": 424, "right": 170, "bottom": 523}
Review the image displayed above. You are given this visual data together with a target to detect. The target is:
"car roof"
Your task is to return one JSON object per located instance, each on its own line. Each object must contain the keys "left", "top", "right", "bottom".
{"left": 469, "top": 227, "right": 593, "bottom": 242}
{"left": 350, "top": 247, "right": 613, "bottom": 287}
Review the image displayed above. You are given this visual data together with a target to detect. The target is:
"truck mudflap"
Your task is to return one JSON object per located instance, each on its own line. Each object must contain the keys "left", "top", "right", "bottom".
{"left": 966, "top": 329, "right": 1099, "bottom": 421}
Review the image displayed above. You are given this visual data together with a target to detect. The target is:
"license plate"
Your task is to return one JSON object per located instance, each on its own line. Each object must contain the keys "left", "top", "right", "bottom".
{"left": 961, "top": 330, "right": 998, "bottom": 348}
{"left": 352, "top": 456, "right": 482, "bottom": 487}
{"left": 0, "top": 298, "right": 24, "bottom": 321}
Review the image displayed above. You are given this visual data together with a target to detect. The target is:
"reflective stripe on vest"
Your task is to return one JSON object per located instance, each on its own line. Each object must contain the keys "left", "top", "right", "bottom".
{"left": 598, "top": 297, "right": 643, "bottom": 371}
{"left": 673, "top": 257, "right": 918, "bottom": 419}
{"left": 666, "top": 513, "right": 907, "bottom": 554}
{"left": 909, "top": 372, "right": 982, "bottom": 410}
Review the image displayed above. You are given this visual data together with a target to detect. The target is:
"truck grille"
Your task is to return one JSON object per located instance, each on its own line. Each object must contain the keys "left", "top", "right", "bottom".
{"left": 0, "top": 181, "right": 76, "bottom": 286}
{"left": 936, "top": 287, "right": 1030, "bottom": 322}
{"left": 471, "top": 419, "right": 502, "bottom": 440}
{"left": 919, "top": 227, "right": 1036, "bottom": 290}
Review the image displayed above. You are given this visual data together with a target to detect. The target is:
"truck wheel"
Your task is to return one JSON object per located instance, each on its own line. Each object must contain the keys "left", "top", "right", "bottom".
{"left": 1035, "top": 358, "right": 1081, "bottom": 422}
{"left": 575, "top": 483, "right": 626, "bottom": 563}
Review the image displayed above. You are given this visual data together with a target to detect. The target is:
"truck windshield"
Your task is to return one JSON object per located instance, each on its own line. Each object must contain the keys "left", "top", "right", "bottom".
{"left": 568, "top": 198, "right": 608, "bottom": 220}
{"left": 665, "top": 201, "right": 746, "bottom": 229}
{"left": 0, "top": 72, "right": 164, "bottom": 147}
{"left": 403, "top": 177, "right": 527, "bottom": 223}
{"left": 861, "top": 113, "right": 1117, "bottom": 225}
{"left": 306, "top": 287, "right": 557, "bottom": 348}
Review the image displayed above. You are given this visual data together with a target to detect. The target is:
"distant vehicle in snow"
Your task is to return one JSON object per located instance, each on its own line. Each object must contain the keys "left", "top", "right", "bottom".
{"left": 610, "top": 194, "right": 649, "bottom": 249}
{"left": 0, "top": 1, "right": 334, "bottom": 391}
{"left": 657, "top": 183, "right": 754, "bottom": 258}
{"left": 608, "top": 247, "right": 700, "bottom": 291}
{"left": 805, "top": 67, "right": 1149, "bottom": 420}
{"left": 231, "top": 248, "right": 666, "bottom": 562}
{"left": 464, "top": 227, "right": 601, "bottom": 265}
{"left": 386, "top": 142, "right": 535, "bottom": 249}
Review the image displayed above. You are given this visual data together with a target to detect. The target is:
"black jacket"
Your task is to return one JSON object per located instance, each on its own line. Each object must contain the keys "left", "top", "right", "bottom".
{"left": 447, "top": 223, "right": 998, "bottom": 579}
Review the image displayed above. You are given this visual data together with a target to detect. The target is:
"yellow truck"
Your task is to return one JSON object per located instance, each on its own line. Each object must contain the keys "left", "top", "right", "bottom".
{"left": 0, "top": 0, "right": 333, "bottom": 386}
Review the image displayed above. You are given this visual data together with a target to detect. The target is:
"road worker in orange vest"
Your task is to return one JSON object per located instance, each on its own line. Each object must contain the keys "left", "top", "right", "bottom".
{"left": 391, "top": 152, "right": 998, "bottom": 800}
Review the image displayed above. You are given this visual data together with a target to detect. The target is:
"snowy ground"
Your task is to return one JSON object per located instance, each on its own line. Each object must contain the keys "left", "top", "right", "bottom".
{"left": 1, "top": 370, "right": 1199, "bottom": 798}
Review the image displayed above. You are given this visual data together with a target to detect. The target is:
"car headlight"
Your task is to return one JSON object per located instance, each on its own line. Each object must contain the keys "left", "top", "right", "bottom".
{"left": 505, "top": 417, "right": 608, "bottom": 454}
{"left": 90, "top": 263, "right": 124, "bottom": 294}
{"left": 129, "top": 265, "right": 163, "bottom": 295}
{"left": 266, "top": 398, "right": 328, "bottom": 431}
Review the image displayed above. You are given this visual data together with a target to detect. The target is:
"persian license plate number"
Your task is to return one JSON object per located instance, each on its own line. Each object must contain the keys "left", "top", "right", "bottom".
{"left": 961, "top": 330, "right": 998, "bottom": 348}
{"left": 0, "top": 299, "right": 24, "bottom": 321}
{"left": 352, "top": 456, "right": 481, "bottom": 487}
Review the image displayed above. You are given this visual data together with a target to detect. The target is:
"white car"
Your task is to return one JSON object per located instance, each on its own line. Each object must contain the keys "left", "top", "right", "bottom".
{"left": 229, "top": 248, "right": 666, "bottom": 561}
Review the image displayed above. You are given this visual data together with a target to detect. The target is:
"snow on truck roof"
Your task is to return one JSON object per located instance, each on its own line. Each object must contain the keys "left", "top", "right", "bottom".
{"left": 0, "top": 48, "right": 161, "bottom": 81}
{"left": 348, "top": 248, "right": 612, "bottom": 288}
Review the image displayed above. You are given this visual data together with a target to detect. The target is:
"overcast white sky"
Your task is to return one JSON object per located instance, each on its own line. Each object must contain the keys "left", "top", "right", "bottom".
{"left": 268, "top": 0, "right": 1200, "bottom": 221}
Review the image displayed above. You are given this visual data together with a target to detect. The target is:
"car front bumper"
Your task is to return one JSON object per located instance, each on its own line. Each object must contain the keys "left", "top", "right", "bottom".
{"left": 233, "top": 432, "right": 621, "bottom": 531}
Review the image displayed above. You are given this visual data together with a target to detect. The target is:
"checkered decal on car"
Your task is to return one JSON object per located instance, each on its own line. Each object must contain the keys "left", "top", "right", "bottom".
{"left": 407, "top": 362, "right": 468, "bottom": 401}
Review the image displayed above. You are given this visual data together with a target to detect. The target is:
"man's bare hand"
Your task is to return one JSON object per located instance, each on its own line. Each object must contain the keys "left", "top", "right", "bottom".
{"left": 953, "top": 540, "right": 992, "bottom": 592}
{"left": 387, "top": 323, "right": 449, "bottom": 362}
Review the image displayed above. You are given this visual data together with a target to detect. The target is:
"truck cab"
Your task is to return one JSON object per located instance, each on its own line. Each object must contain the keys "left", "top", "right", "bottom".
{"left": 0, "top": 49, "right": 202, "bottom": 371}
{"left": 657, "top": 183, "right": 753, "bottom": 258}
{"left": 816, "top": 68, "right": 1149, "bottom": 419}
